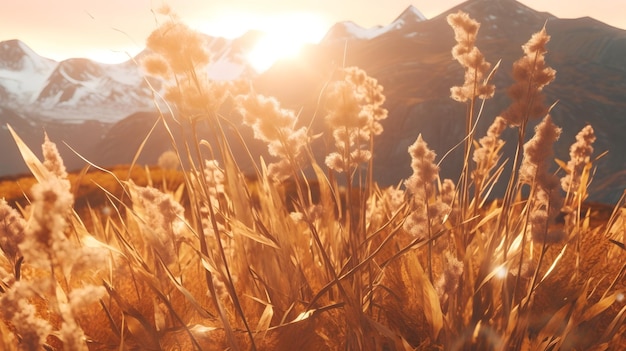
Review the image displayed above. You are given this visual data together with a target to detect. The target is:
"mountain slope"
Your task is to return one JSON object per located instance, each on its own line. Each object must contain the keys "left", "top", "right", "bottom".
{"left": 0, "top": 40, "right": 57, "bottom": 104}
{"left": 253, "top": 0, "right": 626, "bottom": 203}
{"left": 0, "top": 34, "right": 259, "bottom": 175}
{"left": 0, "top": 33, "right": 258, "bottom": 123}
{"left": 1, "top": 0, "right": 624, "bottom": 203}
{"left": 322, "top": 5, "right": 427, "bottom": 42}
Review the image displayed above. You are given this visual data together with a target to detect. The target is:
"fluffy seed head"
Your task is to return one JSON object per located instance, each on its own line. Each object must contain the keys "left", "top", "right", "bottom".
{"left": 145, "top": 20, "right": 209, "bottom": 74}
{"left": 405, "top": 134, "right": 439, "bottom": 196}
{"left": 447, "top": 11, "right": 495, "bottom": 102}
{"left": 42, "top": 133, "right": 68, "bottom": 179}
{"left": 561, "top": 125, "right": 596, "bottom": 193}
{"left": 0, "top": 199, "right": 26, "bottom": 262}
{"left": 519, "top": 114, "right": 561, "bottom": 186}
{"left": 501, "top": 27, "right": 556, "bottom": 126}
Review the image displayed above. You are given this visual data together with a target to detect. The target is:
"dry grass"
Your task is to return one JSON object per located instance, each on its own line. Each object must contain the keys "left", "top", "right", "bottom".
{"left": 1, "top": 11, "right": 625, "bottom": 350}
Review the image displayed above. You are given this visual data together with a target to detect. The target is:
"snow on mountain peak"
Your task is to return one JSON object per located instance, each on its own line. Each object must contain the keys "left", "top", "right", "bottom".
{"left": 0, "top": 39, "right": 56, "bottom": 71}
{"left": 323, "top": 5, "right": 427, "bottom": 42}
{"left": 0, "top": 40, "right": 58, "bottom": 104}
{"left": 394, "top": 5, "right": 427, "bottom": 24}
{"left": 0, "top": 35, "right": 257, "bottom": 123}
{"left": 326, "top": 21, "right": 388, "bottom": 40}
{"left": 1, "top": 5, "right": 430, "bottom": 122}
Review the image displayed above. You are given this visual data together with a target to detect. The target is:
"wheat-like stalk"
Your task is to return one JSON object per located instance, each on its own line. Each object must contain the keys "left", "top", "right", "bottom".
{"left": 0, "top": 11, "right": 624, "bottom": 351}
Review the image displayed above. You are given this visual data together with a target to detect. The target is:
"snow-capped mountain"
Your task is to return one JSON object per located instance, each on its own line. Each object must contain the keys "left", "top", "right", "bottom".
{"left": 0, "top": 40, "right": 153, "bottom": 123}
{"left": 0, "top": 40, "right": 57, "bottom": 103}
{"left": 0, "top": 34, "right": 257, "bottom": 123}
{"left": 2, "top": 6, "right": 425, "bottom": 123}
{"left": 322, "top": 5, "right": 426, "bottom": 42}
{"left": 29, "top": 58, "right": 156, "bottom": 122}
{"left": 2, "top": 0, "right": 625, "bottom": 204}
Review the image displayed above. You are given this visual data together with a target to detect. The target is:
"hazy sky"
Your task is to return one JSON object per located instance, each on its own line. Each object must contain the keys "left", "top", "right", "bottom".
{"left": 1, "top": 0, "right": 624, "bottom": 63}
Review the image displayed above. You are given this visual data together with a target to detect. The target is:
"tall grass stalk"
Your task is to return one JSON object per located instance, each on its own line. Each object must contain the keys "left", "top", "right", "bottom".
{"left": 1, "top": 11, "right": 624, "bottom": 351}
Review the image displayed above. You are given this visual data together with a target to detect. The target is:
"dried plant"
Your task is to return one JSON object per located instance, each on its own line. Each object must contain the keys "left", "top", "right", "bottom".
{"left": 560, "top": 124, "right": 597, "bottom": 208}
{"left": 448, "top": 11, "right": 495, "bottom": 103}
{"left": 1, "top": 11, "right": 624, "bottom": 351}
{"left": 447, "top": 11, "right": 498, "bottom": 241}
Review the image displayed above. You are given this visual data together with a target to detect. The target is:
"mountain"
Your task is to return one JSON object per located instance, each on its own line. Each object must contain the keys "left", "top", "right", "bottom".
{"left": 0, "top": 33, "right": 259, "bottom": 176}
{"left": 1, "top": 0, "right": 625, "bottom": 204}
{"left": 323, "top": 5, "right": 427, "bottom": 41}
{"left": 32, "top": 58, "right": 157, "bottom": 122}
{"left": 253, "top": 0, "right": 626, "bottom": 203}
{"left": 0, "top": 34, "right": 258, "bottom": 123}
{"left": 0, "top": 40, "right": 57, "bottom": 103}
{"left": 0, "top": 40, "right": 151, "bottom": 123}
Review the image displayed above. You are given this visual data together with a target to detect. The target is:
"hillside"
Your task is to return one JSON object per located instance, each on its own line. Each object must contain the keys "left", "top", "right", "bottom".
{"left": 1, "top": 0, "right": 625, "bottom": 203}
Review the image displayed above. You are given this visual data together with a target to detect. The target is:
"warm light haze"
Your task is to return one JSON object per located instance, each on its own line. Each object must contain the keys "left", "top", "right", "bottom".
{"left": 246, "top": 32, "right": 310, "bottom": 73}
{"left": 1, "top": 0, "right": 625, "bottom": 347}
{"left": 1, "top": 0, "right": 625, "bottom": 67}
{"left": 191, "top": 11, "right": 329, "bottom": 72}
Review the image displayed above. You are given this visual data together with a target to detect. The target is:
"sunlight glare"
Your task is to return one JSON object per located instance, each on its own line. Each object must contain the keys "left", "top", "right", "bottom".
{"left": 247, "top": 32, "right": 304, "bottom": 72}
{"left": 494, "top": 265, "right": 508, "bottom": 279}
{"left": 244, "top": 13, "right": 328, "bottom": 72}
{"left": 71, "top": 47, "right": 139, "bottom": 64}
{"left": 194, "top": 11, "right": 329, "bottom": 73}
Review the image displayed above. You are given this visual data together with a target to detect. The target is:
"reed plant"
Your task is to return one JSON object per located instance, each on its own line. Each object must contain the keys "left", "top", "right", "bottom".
{"left": 1, "top": 10, "right": 625, "bottom": 350}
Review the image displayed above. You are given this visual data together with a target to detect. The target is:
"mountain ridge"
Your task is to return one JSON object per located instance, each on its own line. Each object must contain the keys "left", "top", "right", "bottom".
{"left": 0, "top": 33, "right": 258, "bottom": 124}
{"left": 1, "top": 0, "right": 625, "bottom": 203}
{"left": 253, "top": 0, "right": 626, "bottom": 203}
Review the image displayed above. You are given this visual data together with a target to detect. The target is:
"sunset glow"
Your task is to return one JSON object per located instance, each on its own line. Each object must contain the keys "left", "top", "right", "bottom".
{"left": 246, "top": 33, "right": 303, "bottom": 72}
{"left": 2, "top": 0, "right": 626, "bottom": 348}
{"left": 1, "top": 1, "right": 625, "bottom": 64}
{"left": 193, "top": 11, "right": 329, "bottom": 72}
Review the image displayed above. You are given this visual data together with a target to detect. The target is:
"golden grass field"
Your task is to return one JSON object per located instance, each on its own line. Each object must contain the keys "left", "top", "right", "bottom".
{"left": 1, "top": 10, "right": 625, "bottom": 350}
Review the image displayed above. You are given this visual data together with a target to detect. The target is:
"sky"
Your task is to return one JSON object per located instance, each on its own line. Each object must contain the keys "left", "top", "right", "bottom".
{"left": 1, "top": 0, "right": 625, "bottom": 64}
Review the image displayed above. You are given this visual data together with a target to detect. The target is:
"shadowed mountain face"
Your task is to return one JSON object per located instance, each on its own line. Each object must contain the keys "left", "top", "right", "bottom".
{"left": 1, "top": 0, "right": 624, "bottom": 203}
{"left": 251, "top": 0, "right": 626, "bottom": 203}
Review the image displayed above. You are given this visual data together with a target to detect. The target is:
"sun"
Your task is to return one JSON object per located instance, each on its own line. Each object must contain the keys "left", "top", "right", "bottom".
{"left": 246, "top": 32, "right": 307, "bottom": 72}
{"left": 194, "top": 11, "right": 329, "bottom": 73}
